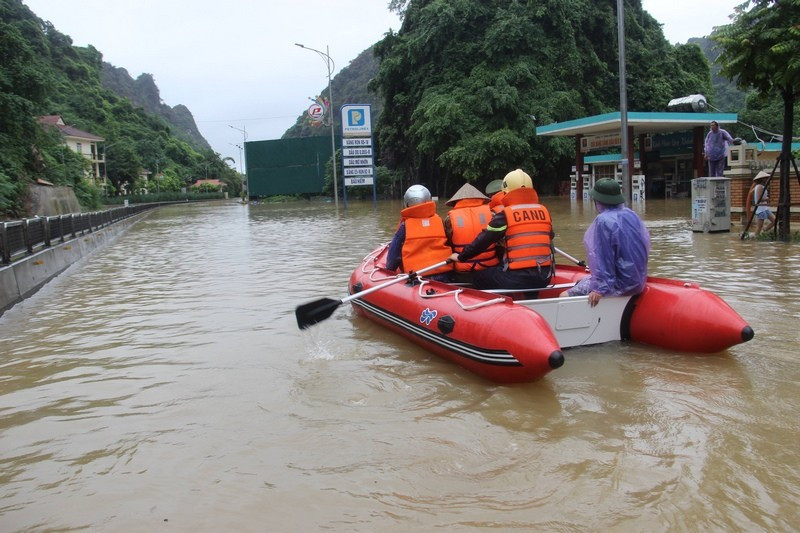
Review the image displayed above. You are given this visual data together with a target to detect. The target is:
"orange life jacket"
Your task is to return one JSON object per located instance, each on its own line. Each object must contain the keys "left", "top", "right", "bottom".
{"left": 501, "top": 188, "right": 553, "bottom": 271}
{"left": 489, "top": 188, "right": 538, "bottom": 213}
{"left": 488, "top": 191, "right": 506, "bottom": 214}
{"left": 400, "top": 201, "right": 453, "bottom": 276}
{"left": 447, "top": 198, "right": 499, "bottom": 272}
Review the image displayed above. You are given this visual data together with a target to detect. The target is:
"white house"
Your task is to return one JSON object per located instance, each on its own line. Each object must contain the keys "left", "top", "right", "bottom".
{"left": 37, "top": 115, "right": 105, "bottom": 181}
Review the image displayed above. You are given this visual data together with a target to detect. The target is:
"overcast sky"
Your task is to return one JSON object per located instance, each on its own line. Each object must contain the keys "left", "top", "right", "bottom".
{"left": 23, "top": 0, "right": 743, "bottom": 169}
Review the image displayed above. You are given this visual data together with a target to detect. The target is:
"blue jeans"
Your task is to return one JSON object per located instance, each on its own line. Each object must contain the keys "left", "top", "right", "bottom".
{"left": 707, "top": 158, "right": 725, "bottom": 177}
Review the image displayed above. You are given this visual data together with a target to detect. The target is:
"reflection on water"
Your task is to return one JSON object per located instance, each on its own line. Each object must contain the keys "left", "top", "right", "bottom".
{"left": 0, "top": 198, "right": 798, "bottom": 530}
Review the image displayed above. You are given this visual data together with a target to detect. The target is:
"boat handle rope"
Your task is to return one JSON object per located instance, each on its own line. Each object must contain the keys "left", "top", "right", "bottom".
{"left": 454, "top": 291, "right": 508, "bottom": 311}
{"left": 416, "top": 280, "right": 507, "bottom": 311}
{"left": 368, "top": 266, "right": 403, "bottom": 283}
{"left": 360, "top": 242, "right": 391, "bottom": 272}
{"left": 481, "top": 282, "right": 577, "bottom": 294}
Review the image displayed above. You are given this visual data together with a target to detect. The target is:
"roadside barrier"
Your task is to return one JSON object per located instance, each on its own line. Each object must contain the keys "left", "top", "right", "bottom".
{"left": 0, "top": 203, "right": 165, "bottom": 265}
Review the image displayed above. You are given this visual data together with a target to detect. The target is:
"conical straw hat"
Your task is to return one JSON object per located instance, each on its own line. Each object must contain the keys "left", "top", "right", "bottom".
{"left": 446, "top": 183, "right": 489, "bottom": 206}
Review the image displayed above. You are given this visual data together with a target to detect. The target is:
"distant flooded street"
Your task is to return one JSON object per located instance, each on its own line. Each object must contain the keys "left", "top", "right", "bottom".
{"left": 1, "top": 198, "right": 798, "bottom": 530}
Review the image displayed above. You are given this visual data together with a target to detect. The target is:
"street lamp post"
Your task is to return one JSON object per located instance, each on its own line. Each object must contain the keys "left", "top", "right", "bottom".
{"left": 229, "top": 124, "right": 248, "bottom": 199}
{"left": 229, "top": 143, "right": 244, "bottom": 175}
{"left": 617, "top": 0, "right": 631, "bottom": 204}
{"left": 295, "top": 42, "right": 339, "bottom": 210}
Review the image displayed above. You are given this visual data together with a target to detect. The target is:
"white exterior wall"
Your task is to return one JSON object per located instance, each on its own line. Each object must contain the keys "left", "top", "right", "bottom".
{"left": 64, "top": 135, "right": 102, "bottom": 179}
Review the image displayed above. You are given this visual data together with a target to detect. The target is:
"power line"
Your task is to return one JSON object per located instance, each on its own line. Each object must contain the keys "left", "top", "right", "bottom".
{"left": 196, "top": 115, "right": 298, "bottom": 123}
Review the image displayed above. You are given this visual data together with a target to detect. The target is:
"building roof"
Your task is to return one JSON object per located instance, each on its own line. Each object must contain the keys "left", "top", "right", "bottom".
{"left": 37, "top": 114, "right": 105, "bottom": 142}
{"left": 536, "top": 111, "right": 738, "bottom": 137}
{"left": 58, "top": 124, "right": 104, "bottom": 141}
{"left": 37, "top": 115, "right": 65, "bottom": 126}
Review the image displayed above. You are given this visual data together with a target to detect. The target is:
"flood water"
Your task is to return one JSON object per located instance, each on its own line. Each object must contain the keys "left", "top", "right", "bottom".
{"left": 1, "top": 197, "right": 798, "bottom": 531}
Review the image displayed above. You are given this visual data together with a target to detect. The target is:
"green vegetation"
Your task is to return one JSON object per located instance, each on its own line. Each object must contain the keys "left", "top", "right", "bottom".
{"left": 714, "top": 0, "right": 800, "bottom": 241}
{"left": 369, "top": 0, "right": 712, "bottom": 195}
{"left": 0, "top": 0, "right": 242, "bottom": 218}
{"left": 103, "top": 191, "right": 225, "bottom": 205}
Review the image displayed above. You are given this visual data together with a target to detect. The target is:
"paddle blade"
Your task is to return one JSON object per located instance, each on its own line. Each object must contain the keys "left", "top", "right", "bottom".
{"left": 295, "top": 297, "right": 343, "bottom": 329}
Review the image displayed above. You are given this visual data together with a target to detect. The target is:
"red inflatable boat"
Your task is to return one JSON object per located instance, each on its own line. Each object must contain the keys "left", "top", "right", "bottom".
{"left": 296, "top": 245, "right": 753, "bottom": 384}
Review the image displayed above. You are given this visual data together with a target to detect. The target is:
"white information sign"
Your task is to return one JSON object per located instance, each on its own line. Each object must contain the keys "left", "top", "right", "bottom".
{"left": 343, "top": 157, "right": 374, "bottom": 167}
{"left": 343, "top": 138, "right": 372, "bottom": 147}
{"left": 345, "top": 176, "right": 375, "bottom": 186}
{"left": 344, "top": 167, "right": 374, "bottom": 177}
{"left": 343, "top": 147, "right": 373, "bottom": 157}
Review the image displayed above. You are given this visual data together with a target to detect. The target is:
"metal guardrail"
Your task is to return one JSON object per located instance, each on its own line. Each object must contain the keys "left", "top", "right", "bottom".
{"left": 0, "top": 203, "right": 164, "bottom": 265}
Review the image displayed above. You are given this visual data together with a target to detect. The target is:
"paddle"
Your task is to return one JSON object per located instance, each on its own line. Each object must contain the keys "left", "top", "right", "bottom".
{"left": 295, "top": 260, "right": 451, "bottom": 329}
{"left": 555, "top": 247, "right": 586, "bottom": 268}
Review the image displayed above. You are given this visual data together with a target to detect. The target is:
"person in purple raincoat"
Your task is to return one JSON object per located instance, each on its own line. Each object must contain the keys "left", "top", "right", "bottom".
{"left": 704, "top": 120, "right": 734, "bottom": 177}
{"left": 560, "top": 178, "right": 650, "bottom": 307}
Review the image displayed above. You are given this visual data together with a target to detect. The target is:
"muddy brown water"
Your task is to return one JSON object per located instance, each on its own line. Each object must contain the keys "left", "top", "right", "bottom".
{"left": 1, "top": 198, "right": 797, "bottom": 530}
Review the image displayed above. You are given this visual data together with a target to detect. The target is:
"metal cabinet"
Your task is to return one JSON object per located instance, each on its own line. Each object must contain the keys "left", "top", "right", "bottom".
{"left": 691, "top": 177, "right": 731, "bottom": 233}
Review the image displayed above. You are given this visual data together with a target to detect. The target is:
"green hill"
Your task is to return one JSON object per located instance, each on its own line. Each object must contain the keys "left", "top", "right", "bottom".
{"left": 0, "top": 0, "right": 239, "bottom": 218}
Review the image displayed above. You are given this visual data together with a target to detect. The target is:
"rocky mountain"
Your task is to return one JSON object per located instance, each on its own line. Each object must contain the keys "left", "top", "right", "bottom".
{"left": 101, "top": 64, "right": 211, "bottom": 151}
{"left": 282, "top": 46, "right": 382, "bottom": 138}
{"left": 687, "top": 36, "right": 747, "bottom": 114}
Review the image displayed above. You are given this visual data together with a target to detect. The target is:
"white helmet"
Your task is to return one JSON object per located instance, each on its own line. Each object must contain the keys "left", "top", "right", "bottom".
{"left": 501, "top": 169, "right": 533, "bottom": 193}
{"left": 404, "top": 184, "right": 432, "bottom": 207}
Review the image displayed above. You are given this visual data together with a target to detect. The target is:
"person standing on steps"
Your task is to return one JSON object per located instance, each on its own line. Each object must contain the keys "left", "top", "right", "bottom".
{"left": 704, "top": 120, "right": 734, "bottom": 177}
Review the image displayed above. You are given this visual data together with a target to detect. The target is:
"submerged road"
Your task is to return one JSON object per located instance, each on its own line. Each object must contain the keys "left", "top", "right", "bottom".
{"left": 1, "top": 198, "right": 798, "bottom": 530}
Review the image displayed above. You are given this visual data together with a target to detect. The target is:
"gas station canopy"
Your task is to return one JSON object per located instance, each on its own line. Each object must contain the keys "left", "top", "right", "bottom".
{"left": 536, "top": 111, "right": 737, "bottom": 137}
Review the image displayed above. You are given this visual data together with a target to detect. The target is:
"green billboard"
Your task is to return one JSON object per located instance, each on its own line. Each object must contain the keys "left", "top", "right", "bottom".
{"left": 245, "top": 136, "right": 335, "bottom": 196}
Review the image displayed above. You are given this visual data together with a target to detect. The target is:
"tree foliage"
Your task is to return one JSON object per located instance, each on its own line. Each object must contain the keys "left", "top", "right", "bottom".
{"left": 0, "top": 0, "right": 242, "bottom": 217}
{"left": 370, "top": 0, "right": 713, "bottom": 197}
{"left": 713, "top": 0, "right": 800, "bottom": 240}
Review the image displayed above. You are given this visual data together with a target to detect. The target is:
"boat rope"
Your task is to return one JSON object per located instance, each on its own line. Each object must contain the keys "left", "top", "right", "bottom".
{"left": 480, "top": 283, "right": 576, "bottom": 294}
{"left": 415, "top": 279, "right": 507, "bottom": 311}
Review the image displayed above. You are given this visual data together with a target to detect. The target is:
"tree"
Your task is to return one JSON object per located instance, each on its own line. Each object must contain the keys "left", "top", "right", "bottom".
{"left": 371, "top": 0, "right": 713, "bottom": 197}
{"left": 0, "top": 0, "right": 233, "bottom": 216}
{"left": 713, "top": 0, "right": 800, "bottom": 240}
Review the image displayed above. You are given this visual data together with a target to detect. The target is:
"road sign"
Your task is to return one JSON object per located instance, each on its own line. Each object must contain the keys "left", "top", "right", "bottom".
{"left": 307, "top": 102, "right": 324, "bottom": 121}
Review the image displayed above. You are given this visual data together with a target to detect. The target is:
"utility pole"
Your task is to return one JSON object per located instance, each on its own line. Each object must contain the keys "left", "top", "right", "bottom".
{"left": 617, "top": 0, "right": 631, "bottom": 204}
{"left": 295, "top": 42, "right": 339, "bottom": 210}
{"left": 229, "top": 124, "right": 248, "bottom": 199}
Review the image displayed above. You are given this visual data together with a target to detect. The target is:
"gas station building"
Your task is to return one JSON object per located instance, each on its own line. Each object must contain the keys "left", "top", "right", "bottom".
{"left": 535, "top": 111, "right": 798, "bottom": 223}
